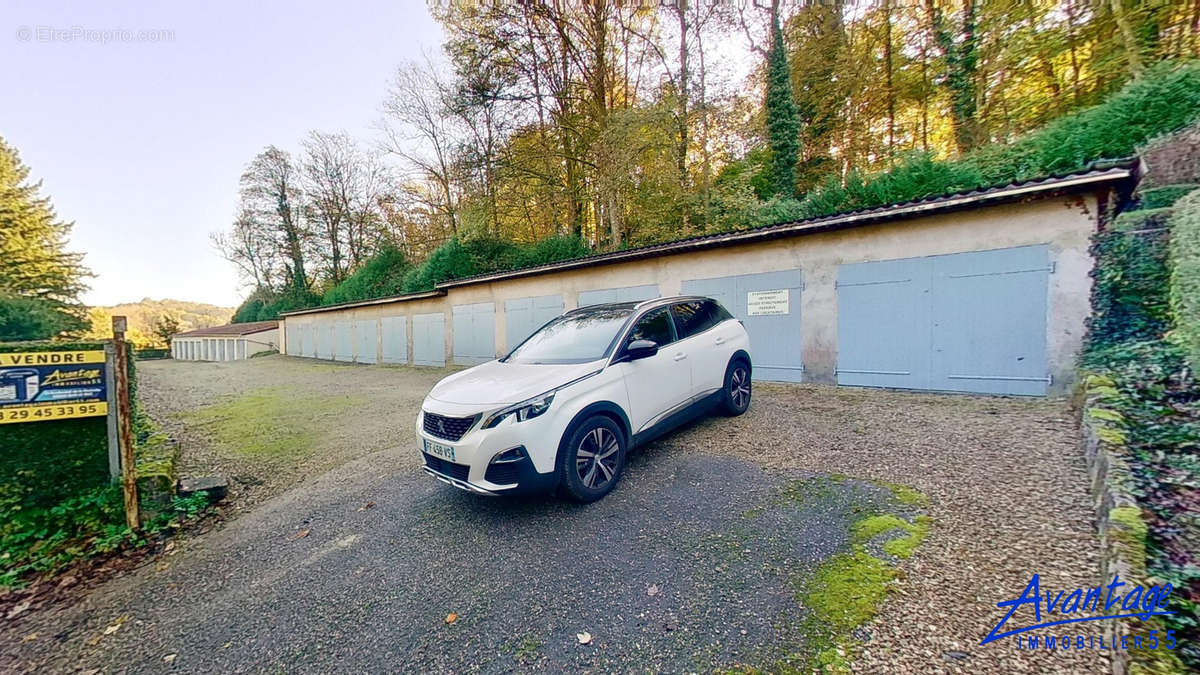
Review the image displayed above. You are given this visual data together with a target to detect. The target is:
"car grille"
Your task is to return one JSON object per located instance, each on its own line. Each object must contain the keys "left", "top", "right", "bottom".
{"left": 424, "top": 454, "right": 469, "bottom": 482}
{"left": 484, "top": 461, "right": 521, "bottom": 485}
{"left": 422, "top": 412, "right": 478, "bottom": 441}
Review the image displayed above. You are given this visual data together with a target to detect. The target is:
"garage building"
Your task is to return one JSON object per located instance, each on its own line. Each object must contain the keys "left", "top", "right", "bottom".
{"left": 279, "top": 165, "right": 1135, "bottom": 396}
{"left": 172, "top": 321, "right": 279, "bottom": 362}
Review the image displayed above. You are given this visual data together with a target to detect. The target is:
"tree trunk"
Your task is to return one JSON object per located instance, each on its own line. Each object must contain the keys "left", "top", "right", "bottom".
{"left": 1109, "top": 0, "right": 1145, "bottom": 77}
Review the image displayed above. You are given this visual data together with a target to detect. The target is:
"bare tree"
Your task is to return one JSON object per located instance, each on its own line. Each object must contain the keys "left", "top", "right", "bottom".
{"left": 380, "top": 59, "right": 463, "bottom": 239}
{"left": 237, "top": 146, "right": 310, "bottom": 294}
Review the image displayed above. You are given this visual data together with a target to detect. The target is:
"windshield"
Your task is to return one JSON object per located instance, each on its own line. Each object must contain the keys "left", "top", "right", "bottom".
{"left": 505, "top": 308, "right": 634, "bottom": 364}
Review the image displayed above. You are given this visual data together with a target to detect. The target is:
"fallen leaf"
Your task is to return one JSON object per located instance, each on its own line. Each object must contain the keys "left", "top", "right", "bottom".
{"left": 6, "top": 600, "right": 30, "bottom": 619}
{"left": 22, "top": 632, "right": 38, "bottom": 643}
{"left": 445, "top": 612, "right": 458, "bottom": 624}
{"left": 357, "top": 502, "right": 376, "bottom": 512}
{"left": 288, "top": 529, "right": 310, "bottom": 541}
{"left": 646, "top": 584, "right": 660, "bottom": 597}
{"left": 156, "top": 561, "right": 170, "bottom": 572}
{"left": 222, "top": 642, "right": 232, "bottom": 649}
{"left": 576, "top": 631, "right": 592, "bottom": 645}
{"left": 163, "top": 654, "right": 177, "bottom": 664}
{"left": 102, "top": 615, "right": 130, "bottom": 636}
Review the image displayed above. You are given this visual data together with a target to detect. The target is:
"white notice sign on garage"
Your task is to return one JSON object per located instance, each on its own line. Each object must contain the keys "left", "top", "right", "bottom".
{"left": 747, "top": 289, "right": 789, "bottom": 316}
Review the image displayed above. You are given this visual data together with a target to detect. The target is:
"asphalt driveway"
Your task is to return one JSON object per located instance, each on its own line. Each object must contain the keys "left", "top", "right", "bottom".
{"left": 6, "top": 448, "right": 889, "bottom": 673}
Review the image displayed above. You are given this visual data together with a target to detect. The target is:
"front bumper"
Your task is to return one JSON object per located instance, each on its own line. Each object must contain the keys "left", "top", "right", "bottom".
{"left": 415, "top": 404, "right": 561, "bottom": 496}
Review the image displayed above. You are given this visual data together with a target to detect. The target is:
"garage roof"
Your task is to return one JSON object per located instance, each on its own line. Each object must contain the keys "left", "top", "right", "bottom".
{"left": 280, "top": 162, "right": 1136, "bottom": 318}
{"left": 173, "top": 321, "right": 279, "bottom": 338}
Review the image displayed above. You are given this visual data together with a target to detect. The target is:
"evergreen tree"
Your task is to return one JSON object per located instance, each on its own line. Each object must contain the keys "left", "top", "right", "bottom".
{"left": 0, "top": 136, "right": 90, "bottom": 340}
{"left": 765, "top": 8, "right": 801, "bottom": 198}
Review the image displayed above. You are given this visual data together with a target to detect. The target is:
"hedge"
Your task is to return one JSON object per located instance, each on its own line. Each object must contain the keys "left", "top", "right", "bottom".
{"left": 1168, "top": 190, "right": 1200, "bottom": 368}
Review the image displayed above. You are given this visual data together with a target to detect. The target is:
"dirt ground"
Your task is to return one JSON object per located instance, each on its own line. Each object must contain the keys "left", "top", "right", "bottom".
{"left": 138, "top": 356, "right": 453, "bottom": 513}
{"left": 128, "top": 355, "right": 1101, "bottom": 673}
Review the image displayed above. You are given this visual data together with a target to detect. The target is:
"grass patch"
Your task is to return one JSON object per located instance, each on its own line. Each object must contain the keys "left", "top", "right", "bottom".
{"left": 872, "top": 480, "right": 929, "bottom": 507}
{"left": 184, "top": 387, "right": 366, "bottom": 460}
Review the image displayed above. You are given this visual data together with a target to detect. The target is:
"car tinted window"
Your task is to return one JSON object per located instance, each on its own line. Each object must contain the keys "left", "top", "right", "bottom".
{"left": 672, "top": 300, "right": 725, "bottom": 338}
{"left": 628, "top": 307, "right": 674, "bottom": 346}
{"left": 506, "top": 308, "right": 633, "bottom": 364}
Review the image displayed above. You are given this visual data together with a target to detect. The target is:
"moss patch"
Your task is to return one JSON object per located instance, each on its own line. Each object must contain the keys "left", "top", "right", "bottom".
{"left": 183, "top": 387, "right": 366, "bottom": 461}
{"left": 801, "top": 549, "right": 897, "bottom": 631}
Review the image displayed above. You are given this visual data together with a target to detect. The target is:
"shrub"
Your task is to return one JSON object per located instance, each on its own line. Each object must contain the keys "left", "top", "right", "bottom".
{"left": 1088, "top": 226, "right": 1171, "bottom": 347}
{"left": 1168, "top": 189, "right": 1200, "bottom": 368}
{"left": 736, "top": 61, "right": 1200, "bottom": 228}
{"left": 233, "top": 287, "right": 321, "bottom": 322}
{"left": 400, "top": 235, "right": 593, "bottom": 293}
{"left": 322, "top": 245, "right": 411, "bottom": 305}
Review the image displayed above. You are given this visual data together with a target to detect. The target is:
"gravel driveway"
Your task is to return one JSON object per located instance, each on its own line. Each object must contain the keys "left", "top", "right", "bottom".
{"left": 4, "top": 358, "right": 1102, "bottom": 673}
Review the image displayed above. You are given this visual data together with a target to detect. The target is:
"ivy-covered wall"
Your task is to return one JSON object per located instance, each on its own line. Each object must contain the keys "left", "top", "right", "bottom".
{"left": 1169, "top": 190, "right": 1200, "bottom": 369}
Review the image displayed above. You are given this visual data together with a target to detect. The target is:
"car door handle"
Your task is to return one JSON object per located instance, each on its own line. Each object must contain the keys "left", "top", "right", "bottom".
{"left": 673, "top": 352, "right": 687, "bottom": 361}
{"left": 714, "top": 337, "right": 726, "bottom": 345}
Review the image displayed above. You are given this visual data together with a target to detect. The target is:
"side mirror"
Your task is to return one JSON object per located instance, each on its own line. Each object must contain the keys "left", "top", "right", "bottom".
{"left": 625, "top": 339, "right": 659, "bottom": 361}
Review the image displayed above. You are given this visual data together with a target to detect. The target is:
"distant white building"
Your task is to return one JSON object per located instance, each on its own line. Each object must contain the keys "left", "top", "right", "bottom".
{"left": 171, "top": 321, "right": 279, "bottom": 361}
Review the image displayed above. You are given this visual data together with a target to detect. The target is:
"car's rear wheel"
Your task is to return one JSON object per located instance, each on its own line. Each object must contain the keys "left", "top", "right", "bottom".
{"left": 721, "top": 359, "right": 752, "bottom": 416}
{"left": 559, "top": 416, "right": 626, "bottom": 503}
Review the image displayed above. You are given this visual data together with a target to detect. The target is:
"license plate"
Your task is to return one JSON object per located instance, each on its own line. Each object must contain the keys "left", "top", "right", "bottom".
{"left": 423, "top": 438, "right": 455, "bottom": 462}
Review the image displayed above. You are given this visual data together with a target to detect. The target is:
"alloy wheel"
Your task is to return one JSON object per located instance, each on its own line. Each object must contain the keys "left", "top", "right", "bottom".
{"left": 731, "top": 367, "right": 751, "bottom": 409}
{"left": 576, "top": 427, "right": 619, "bottom": 489}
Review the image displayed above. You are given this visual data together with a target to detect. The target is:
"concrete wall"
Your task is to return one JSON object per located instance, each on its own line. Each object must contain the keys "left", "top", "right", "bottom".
{"left": 172, "top": 329, "right": 279, "bottom": 362}
{"left": 281, "top": 194, "right": 1100, "bottom": 394}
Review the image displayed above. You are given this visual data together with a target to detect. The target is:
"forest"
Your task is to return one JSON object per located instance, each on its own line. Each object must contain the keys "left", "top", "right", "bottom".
{"left": 208, "top": 0, "right": 1199, "bottom": 321}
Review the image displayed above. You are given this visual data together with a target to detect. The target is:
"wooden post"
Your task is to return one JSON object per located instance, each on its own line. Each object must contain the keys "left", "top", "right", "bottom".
{"left": 112, "top": 316, "right": 140, "bottom": 531}
{"left": 104, "top": 343, "right": 120, "bottom": 481}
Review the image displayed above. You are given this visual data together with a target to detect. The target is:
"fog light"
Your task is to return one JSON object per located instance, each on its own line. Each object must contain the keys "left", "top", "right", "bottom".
{"left": 490, "top": 446, "right": 528, "bottom": 464}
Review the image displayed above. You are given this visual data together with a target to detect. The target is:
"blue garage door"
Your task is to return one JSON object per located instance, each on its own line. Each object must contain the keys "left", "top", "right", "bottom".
{"left": 334, "top": 321, "right": 353, "bottom": 362}
{"left": 682, "top": 269, "right": 804, "bottom": 382}
{"left": 413, "top": 313, "right": 446, "bottom": 367}
{"left": 837, "top": 245, "right": 1051, "bottom": 396}
{"left": 316, "top": 321, "right": 334, "bottom": 360}
{"left": 381, "top": 316, "right": 407, "bottom": 364}
{"left": 578, "top": 284, "right": 658, "bottom": 307}
{"left": 504, "top": 295, "right": 564, "bottom": 351}
{"left": 453, "top": 302, "right": 496, "bottom": 366}
{"left": 355, "top": 319, "right": 377, "bottom": 364}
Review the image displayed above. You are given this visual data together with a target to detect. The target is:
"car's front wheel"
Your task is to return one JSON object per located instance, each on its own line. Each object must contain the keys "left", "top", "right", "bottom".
{"left": 720, "top": 358, "right": 752, "bottom": 416}
{"left": 559, "top": 415, "right": 626, "bottom": 503}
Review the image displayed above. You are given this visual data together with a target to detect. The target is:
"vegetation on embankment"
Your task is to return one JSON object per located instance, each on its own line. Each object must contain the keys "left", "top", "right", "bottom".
{"left": 1080, "top": 164, "right": 1200, "bottom": 669}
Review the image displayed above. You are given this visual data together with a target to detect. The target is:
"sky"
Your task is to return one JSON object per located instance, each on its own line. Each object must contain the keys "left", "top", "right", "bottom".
{"left": 1, "top": 0, "right": 445, "bottom": 308}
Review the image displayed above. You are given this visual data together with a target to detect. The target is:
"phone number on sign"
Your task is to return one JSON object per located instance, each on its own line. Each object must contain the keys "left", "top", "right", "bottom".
{"left": 0, "top": 402, "right": 108, "bottom": 424}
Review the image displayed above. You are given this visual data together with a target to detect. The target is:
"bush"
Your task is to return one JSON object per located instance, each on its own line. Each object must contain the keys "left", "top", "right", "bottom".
{"left": 322, "top": 245, "right": 411, "bottom": 305}
{"left": 734, "top": 61, "right": 1200, "bottom": 228}
{"left": 400, "top": 235, "right": 593, "bottom": 293}
{"left": 1169, "top": 190, "right": 1200, "bottom": 368}
{"left": 1088, "top": 226, "right": 1171, "bottom": 347}
{"left": 233, "top": 287, "right": 321, "bottom": 322}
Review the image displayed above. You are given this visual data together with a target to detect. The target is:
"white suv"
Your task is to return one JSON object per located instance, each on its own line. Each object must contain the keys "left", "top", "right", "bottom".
{"left": 415, "top": 296, "right": 752, "bottom": 502}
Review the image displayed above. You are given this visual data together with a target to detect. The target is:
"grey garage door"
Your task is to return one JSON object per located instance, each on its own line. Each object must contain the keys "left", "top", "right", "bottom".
{"left": 453, "top": 302, "right": 496, "bottom": 366}
{"left": 334, "top": 321, "right": 353, "bottom": 362}
{"left": 381, "top": 316, "right": 407, "bottom": 364}
{"left": 504, "top": 295, "right": 564, "bottom": 351}
{"left": 837, "top": 245, "right": 1051, "bottom": 396}
{"left": 316, "top": 321, "right": 334, "bottom": 360}
{"left": 578, "top": 284, "right": 658, "bottom": 307}
{"left": 413, "top": 313, "right": 446, "bottom": 367}
{"left": 682, "top": 269, "right": 804, "bottom": 382}
{"left": 355, "top": 319, "right": 378, "bottom": 364}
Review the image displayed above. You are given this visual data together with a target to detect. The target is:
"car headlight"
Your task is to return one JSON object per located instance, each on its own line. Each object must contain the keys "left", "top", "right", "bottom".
{"left": 482, "top": 392, "right": 556, "bottom": 429}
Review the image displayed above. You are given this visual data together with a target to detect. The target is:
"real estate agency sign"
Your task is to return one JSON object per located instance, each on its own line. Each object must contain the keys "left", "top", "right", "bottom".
{"left": 0, "top": 350, "right": 108, "bottom": 424}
